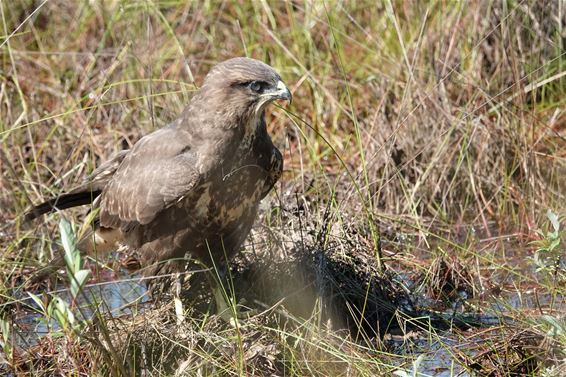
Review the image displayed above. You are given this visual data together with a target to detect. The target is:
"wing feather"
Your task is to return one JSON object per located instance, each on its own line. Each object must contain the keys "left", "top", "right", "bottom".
{"left": 99, "top": 127, "right": 200, "bottom": 229}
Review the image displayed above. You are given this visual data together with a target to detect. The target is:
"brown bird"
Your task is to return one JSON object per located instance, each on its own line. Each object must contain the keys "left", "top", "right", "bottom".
{"left": 25, "top": 57, "right": 291, "bottom": 311}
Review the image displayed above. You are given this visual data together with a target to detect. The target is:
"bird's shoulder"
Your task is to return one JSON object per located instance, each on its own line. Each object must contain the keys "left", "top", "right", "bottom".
{"left": 129, "top": 123, "right": 195, "bottom": 159}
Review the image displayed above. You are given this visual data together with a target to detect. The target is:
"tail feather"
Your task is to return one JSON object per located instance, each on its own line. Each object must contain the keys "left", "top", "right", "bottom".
{"left": 24, "top": 150, "right": 128, "bottom": 222}
{"left": 24, "top": 190, "right": 102, "bottom": 222}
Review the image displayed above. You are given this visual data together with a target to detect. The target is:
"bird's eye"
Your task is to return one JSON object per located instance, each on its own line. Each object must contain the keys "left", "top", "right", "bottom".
{"left": 248, "top": 81, "right": 263, "bottom": 93}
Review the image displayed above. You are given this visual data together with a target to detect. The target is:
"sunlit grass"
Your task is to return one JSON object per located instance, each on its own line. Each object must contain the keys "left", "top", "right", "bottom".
{"left": 1, "top": 0, "right": 565, "bottom": 375}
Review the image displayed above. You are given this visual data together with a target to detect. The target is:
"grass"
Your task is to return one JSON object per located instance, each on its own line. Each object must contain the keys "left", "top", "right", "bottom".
{"left": 1, "top": 0, "right": 566, "bottom": 375}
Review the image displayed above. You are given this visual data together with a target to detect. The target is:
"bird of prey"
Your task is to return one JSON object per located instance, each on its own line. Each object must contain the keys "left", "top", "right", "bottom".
{"left": 25, "top": 57, "right": 291, "bottom": 308}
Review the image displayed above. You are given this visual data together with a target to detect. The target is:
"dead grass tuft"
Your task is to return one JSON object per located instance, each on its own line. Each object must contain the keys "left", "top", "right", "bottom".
{"left": 1, "top": 0, "right": 566, "bottom": 375}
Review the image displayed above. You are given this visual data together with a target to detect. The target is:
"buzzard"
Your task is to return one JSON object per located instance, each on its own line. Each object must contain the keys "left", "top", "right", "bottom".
{"left": 25, "top": 57, "right": 291, "bottom": 308}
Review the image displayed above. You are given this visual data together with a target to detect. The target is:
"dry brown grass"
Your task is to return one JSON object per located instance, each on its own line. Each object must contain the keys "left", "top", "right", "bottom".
{"left": 1, "top": 0, "right": 566, "bottom": 375}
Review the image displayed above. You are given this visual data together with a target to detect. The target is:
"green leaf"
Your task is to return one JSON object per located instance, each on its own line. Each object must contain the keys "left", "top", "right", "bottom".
{"left": 70, "top": 269, "right": 91, "bottom": 299}
{"left": 0, "top": 317, "right": 12, "bottom": 358}
{"left": 27, "top": 292, "right": 46, "bottom": 312}
{"left": 549, "top": 237, "right": 561, "bottom": 253}
{"left": 546, "top": 209, "right": 561, "bottom": 233}
{"left": 59, "top": 219, "right": 78, "bottom": 270}
{"left": 50, "top": 298, "right": 67, "bottom": 329}
{"left": 59, "top": 218, "right": 81, "bottom": 273}
{"left": 0, "top": 316, "right": 10, "bottom": 342}
{"left": 540, "top": 315, "right": 565, "bottom": 337}
{"left": 51, "top": 297, "right": 75, "bottom": 331}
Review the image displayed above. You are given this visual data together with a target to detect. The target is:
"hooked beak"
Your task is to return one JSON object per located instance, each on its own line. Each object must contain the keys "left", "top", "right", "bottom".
{"left": 264, "top": 80, "right": 292, "bottom": 105}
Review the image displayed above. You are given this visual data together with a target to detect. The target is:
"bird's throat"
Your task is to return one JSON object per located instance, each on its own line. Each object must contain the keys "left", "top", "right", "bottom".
{"left": 237, "top": 110, "right": 259, "bottom": 148}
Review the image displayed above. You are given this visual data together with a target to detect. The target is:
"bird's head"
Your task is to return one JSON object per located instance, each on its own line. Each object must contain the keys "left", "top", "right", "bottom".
{"left": 200, "top": 57, "right": 292, "bottom": 126}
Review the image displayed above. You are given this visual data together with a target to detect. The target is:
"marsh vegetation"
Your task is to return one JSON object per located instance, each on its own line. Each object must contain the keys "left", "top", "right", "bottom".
{"left": 1, "top": 1, "right": 565, "bottom": 376}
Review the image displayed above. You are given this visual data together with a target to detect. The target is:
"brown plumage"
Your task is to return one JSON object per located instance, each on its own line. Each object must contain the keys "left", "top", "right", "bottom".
{"left": 26, "top": 57, "right": 291, "bottom": 286}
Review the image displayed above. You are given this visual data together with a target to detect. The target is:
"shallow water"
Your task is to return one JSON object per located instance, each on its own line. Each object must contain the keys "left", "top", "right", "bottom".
{"left": 13, "top": 277, "right": 148, "bottom": 347}
{"left": 7, "top": 238, "right": 557, "bottom": 376}
{"left": 387, "top": 333, "right": 469, "bottom": 376}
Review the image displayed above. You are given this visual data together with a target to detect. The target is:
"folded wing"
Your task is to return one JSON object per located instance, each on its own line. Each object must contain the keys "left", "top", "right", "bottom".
{"left": 99, "top": 127, "right": 201, "bottom": 229}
